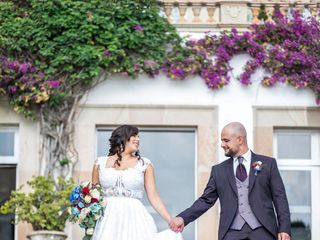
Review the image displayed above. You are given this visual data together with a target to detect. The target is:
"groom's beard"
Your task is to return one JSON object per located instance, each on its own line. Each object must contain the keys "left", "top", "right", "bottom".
{"left": 224, "top": 149, "right": 236, "bottom": 157}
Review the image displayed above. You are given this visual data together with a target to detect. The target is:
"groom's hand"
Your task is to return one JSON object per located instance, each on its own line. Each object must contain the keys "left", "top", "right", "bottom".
{"left": 169, "top": 217, "right": 185, "bottom": 233}
{"left": 278, "top": 232, "right": 290, "bottom": 240}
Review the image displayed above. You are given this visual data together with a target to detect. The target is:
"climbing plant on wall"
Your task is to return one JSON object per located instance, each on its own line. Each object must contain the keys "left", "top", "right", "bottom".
{"left": 0, "top": 0, "right": 182, "bottom": 178}
{"left": 163, "top": 9, "right": 320, "bottom": 104}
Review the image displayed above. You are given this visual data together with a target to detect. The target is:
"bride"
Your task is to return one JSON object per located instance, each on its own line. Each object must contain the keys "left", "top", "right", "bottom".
{"left": 91, "top": 125, "right": 183, "bottom": 240}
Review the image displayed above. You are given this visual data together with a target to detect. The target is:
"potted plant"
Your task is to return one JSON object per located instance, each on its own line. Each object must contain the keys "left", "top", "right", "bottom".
{"left": 0, "top": 175, "right": 75, "bottom": 240}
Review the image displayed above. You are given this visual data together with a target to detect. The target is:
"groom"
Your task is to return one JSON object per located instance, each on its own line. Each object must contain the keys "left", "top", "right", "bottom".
{"left": 169, "top": 122, "right": 291, "bottom": 240}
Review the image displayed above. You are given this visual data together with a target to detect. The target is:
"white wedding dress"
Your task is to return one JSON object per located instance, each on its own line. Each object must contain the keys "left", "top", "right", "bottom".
{"left": 92, "top": 157, "right": 183, "bottom": 240}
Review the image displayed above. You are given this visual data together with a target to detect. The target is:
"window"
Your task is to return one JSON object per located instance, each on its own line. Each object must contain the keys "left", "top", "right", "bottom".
{"left": 0, "top": 165, "right": 16, "bottom": 240}
{"left": 0, "top": 127, "right": 18, "bottom": 164}
{"left": 0, "top": 127, "right": 18, "bottom": 240}
{"left": 274, "top": 129, "right": 320, "bottom": 240}
{"left": 97, "top": 127, "right": 196, "bottom": 239}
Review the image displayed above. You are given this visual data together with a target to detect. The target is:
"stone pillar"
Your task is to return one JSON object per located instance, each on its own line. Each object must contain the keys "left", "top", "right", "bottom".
{"left": 163, "top": 3, "right": 174, "bottom": 22}
{"left": 191, "top": 3, "right": 202, "bottom": 23}
{"left": 207, "top": 3, "right": 217, "bottom": 23}
{"left": 251, "top": 3, "right": 262, "bottom": 24}
{"left": 178, "top": 3, "right": 188, "bottom": 23}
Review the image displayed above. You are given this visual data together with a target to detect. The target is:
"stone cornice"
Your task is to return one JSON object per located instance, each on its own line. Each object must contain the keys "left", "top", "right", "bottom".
{"left": 158, "top": 0, "right": 320, "bottom": 31}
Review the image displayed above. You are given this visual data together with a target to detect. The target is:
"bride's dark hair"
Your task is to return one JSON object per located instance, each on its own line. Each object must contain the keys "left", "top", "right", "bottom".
{"left": 108, "top": 125, "right": 141, "bottom": 166}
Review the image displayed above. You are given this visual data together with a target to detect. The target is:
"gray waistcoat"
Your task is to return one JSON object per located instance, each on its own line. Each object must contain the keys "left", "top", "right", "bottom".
{"left": 230, "top": 177, "right": 262, "bottom": 230}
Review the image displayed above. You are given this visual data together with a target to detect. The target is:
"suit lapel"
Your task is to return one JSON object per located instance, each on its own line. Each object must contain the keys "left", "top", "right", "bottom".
{"left": 249, "top": 151, "right": 257, "bottom": 193}
{"left": 226, "top": 158, "right": 237, "bottom": 196}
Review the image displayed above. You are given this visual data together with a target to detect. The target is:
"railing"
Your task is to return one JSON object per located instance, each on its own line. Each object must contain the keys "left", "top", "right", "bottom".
{"left": 158, "top": 0, "right": 320, "bottom": 31}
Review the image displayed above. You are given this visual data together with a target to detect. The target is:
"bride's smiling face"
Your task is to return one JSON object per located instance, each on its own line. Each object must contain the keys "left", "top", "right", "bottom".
{"left": 124, "top": 134, "right": 140, "bottom": 153}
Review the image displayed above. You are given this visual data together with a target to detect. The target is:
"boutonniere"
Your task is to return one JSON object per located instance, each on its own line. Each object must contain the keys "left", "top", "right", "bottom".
{"left": 252, "top": 161, "right": 263, "bottom": 176}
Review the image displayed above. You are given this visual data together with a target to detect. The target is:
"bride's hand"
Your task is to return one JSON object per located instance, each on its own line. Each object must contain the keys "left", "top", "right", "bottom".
{"left": 169, "top": 217, "right": 185, "bottom": 232}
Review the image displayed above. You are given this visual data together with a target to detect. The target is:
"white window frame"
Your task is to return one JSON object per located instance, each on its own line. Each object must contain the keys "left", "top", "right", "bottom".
{"left": 274, "top": 129, "right": 320, "bottom": 239}
{"left": 273, "top": 129, "right": 320, "bottom": 166}
{"left": 0, "top": 127, "right": 19, "bottom": 164}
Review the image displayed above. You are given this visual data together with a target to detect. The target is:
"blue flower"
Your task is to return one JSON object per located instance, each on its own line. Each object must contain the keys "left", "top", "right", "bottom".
{"left": 90, "top": 202, "right": 102, "bottom": 213}
{"left": 69, "top": 185, "right": 81, "bottom": 203}
{"left": 71, "top": 207, "right": 80, "bottom": 216}
{"left": 78, "top": 201, "right": 85, "bottom": 209}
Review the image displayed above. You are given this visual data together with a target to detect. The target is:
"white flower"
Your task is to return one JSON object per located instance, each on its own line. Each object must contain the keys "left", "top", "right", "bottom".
{"left": 81, "top": 207, "right": 90, "bottom": 215}
{"left": 78, "top": 211, "right": 87, "bottom": 221}
{"left": 253, "top": 161, "right": 263, "bottom": 170}
{"left": 67, "top": 207, "right": 72, "bottom": 215}
{"left": 93, "top": 213, "right": 102, "bottom": 220}
{"left": 90, "top": 188, "right": 100, "bottom": 199}
{"left": 252, "top": 161, "right": 263, "bottom": 176}
{"left": 86, "top": 228, "right": 94, "bottom": 235}
{"left": 84, "top": 195, "right": 92, "bottom": 204}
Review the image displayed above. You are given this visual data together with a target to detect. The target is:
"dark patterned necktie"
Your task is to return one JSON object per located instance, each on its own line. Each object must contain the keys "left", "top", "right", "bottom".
{"left": 236, "top": 156, "right": 247, "bottom": 182}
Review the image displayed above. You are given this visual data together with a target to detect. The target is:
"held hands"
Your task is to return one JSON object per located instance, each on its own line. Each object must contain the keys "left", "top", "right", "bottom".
{"left": 278, "top": 232, "right": 290, "bottom": 240}
{"left": 169, "top": 217, "right": 185, "bottom": 233}
{"left": 169, "top": 218, "right": 291, "bottom": 239}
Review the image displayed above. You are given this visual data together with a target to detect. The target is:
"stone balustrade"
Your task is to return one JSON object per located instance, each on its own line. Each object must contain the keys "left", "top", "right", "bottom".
{"left": 158, "top": 0, "right": 320, "bottom": 31}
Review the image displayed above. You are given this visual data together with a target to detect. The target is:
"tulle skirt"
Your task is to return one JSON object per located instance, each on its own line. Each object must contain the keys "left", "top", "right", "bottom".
{"left": 92, "top": 197, "right": 183, "bottom": 240}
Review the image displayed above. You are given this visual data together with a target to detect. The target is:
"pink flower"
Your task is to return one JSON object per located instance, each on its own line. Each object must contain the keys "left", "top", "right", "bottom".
{"left": 47, "top": 80, "right": 60, "bottom": 88}
{"left": 133, "top": 25, "right": 143, "bottom": 32}
{"left": 20, "top": 63, "right": 28, "bottom": 74}
{"left": 8, "top": 86, "right": 17, "bottom": 94}
{"left": 103, "top": 50, "right": 112, "bottom": 57}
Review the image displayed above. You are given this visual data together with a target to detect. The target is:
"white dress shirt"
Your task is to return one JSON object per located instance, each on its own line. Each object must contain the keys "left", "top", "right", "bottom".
{"left": 233, "top": 149, "right": 251, "bottom": 176}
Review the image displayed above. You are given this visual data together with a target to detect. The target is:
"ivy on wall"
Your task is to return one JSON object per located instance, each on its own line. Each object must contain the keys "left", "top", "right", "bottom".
{"left": 0, "top": 0, "right": 182, "bottom": 177}
{"left": 0, "top": 0, "right": 181, "bottom": 118}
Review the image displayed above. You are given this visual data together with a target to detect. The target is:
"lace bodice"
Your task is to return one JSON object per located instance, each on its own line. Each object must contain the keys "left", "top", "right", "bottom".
{"left": 92, "top": 156, "right": 184, "bottom": 240}
{"left": 95, "top": 157, "right": 151, "bottom": 199}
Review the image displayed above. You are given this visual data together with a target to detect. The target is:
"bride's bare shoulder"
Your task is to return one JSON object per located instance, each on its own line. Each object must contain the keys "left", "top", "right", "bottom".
{"left": 105, "top": 155, "right": 117, "bottom": 167}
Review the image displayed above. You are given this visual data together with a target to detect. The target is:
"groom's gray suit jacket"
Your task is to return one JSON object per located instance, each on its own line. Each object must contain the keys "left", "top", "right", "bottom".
{"left": 178, "top": 152, "right": 291, "bottom": 240}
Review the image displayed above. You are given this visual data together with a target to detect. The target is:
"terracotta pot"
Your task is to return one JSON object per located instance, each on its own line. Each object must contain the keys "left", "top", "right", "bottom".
{"left": 26, "top": 230, "right": 67, "bottom": 240}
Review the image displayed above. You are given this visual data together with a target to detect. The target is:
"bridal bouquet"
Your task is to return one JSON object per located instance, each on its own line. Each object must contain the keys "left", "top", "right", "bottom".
{"left": 68, "top": 181, "right": 106, "bottom": 240}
